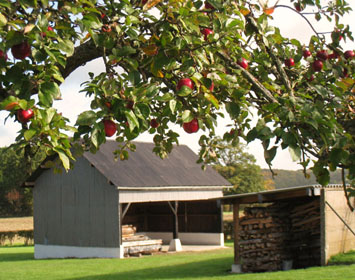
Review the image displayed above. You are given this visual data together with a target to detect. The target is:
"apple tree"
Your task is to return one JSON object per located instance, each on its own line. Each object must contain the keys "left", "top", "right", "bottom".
{"left": 0, "top": 0, "right": 354, "bottom": 208}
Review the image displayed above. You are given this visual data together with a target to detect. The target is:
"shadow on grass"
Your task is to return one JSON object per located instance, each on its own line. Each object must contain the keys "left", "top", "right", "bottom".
{"left": 66, "top": 256, "right": 233, "bottom": 280}
{"left": 0, "top": 252, "right": 34, "bottom": 262}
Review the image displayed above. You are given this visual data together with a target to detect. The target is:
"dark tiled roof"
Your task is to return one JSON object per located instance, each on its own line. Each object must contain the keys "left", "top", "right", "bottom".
{"left": 83, "top": 141, "right": 231, "bottom": 188}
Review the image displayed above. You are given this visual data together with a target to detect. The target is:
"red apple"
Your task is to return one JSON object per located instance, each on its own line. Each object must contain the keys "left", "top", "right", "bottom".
{"left": 183, "top": 118, "right": 199, "bottom": 134}
{"left": 17, "top": 109, "right": 34, "bottom": 123}
{"left": 307, "top": 74, "right": 315, "bottom": 82}
{"left": 312, "top": 60, "right": 323, "bottom": 72}
{"left": 316, "top": 50, "right": 328, "bottom": 61}
{"left": 237, "top": 57, "right": 248, "bottom": 69}
{"left": 11, "top": 41, "right": 31, "bottom": 60}
{"left": 328, "top": 52, "right": 340, "bottom": 59}
{"left": 209, "top": 80, "right": 214, "bottom": 91}
{"left": 47, "top": 26, "right": 54, "bottom": 32}
{"left": 150, "top": 118, "right": 159, "bottom": 128}
{"left": 201, "top": 28, "right": 213, "bottom": 41}
{"left": 104, "top": 102, "right": 112, "bottom": 109}
{"left": 177, "top": 78, "right": 194, "bottom": 91}
{"left": 101, "top": 24, "right": 111, "bottom": 33}
{"left": 344, "top": 50, "right": 355, "bottom": 60}
{"left": 284, "top": 58, "right": 295, "bottom": 68}
{"left": 294, "top": 2, "right": 304, "bottom": 12}
{"left": 0, "top": 50, "right": 7, "bottom": 61}
{"left": 205, "top": 2, "right": 214, "bottom": 9}
{"left": 126, "top": 100, "right": 134, "bottom": 110}
{"left": 103, "top": 119, "right": 116, "bottom": 137}
{"left": 342, "top": 68, "right": 349, "bottom": 78}
{"left": 303, "top": 49, "right": 311, "bottom": 58}
{"left": 332, "top": 30, "right": 343, "bottom": 42}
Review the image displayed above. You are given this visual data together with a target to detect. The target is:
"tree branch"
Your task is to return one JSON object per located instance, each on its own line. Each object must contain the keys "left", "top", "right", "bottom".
{"left": 216, "top": 52, "right": 279, "bottom": 104}
{"left": 60, "top": 40, "right": 104, "bottom": 79}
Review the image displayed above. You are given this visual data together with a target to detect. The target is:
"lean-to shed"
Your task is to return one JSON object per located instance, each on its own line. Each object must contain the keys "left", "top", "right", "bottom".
{"left": 25, "top": 141, "right": 231, "bottom": 259}
{"left": 221, "top": 185, "right": 355, "bottom": 273}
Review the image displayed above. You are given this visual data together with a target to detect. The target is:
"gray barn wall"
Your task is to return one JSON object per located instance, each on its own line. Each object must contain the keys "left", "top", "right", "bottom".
{"left": 33, "top": 156, "right": 120, "bottom": 248}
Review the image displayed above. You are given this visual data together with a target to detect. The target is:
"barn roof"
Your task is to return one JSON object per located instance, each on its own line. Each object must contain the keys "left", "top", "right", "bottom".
{"left": 84, "top": 141, "right": 231, "bottom": 189}
{"left": 25, "top": 141, "right": 231, "bottom": 189}
{"left": 220, "top": 184, "right": 347, "bottom": 204}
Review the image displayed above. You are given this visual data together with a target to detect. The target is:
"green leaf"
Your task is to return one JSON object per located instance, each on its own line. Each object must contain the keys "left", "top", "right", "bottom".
{"left": 169, "top": 100, "right": 177, "bottom": 114}
{"left": 54, "top": 148, "right": 70, "bottom": 170}
{"left": 125, "top": 110, "right": 139, "bottom": 131}
{"left": 0, "top": 13, "right": 7, "bottom": 26}
{"left": 177, "top": 86, "right": 193, "bottom": 97}
{"left": 289, "top": 146, "right": 301, "bottom": 162}
{"left": 157, "top": 93, "right": 173, "bottom": 102}
{"left": 181, "top": 110, "right": 193, "bottom": 122}
{"left": 226, "top": 103, "right": 240, "bottom": 119}
{"left": 76, "top": 111, "right": 97, "bottom": 126}
{"left": 39, "top": 82, "right": 61, "bottom": 107}
{"left": 57, "top": 39, "right": 74, "bottom": 56}
{"left": 114, "top": 46, "right": 136, "bottom": 57}
{"left": 204, "top": 93, "right": 219, "bottom": 109}
{"left": 264, "top": 146, "right": 277, "bottom": 164}
{"left": 24, "top": 129, "right": 37, "bottom": 141}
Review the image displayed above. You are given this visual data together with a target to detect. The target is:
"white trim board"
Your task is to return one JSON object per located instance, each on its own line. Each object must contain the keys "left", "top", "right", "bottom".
{"left": 138, "top": 232, "right": 224, "bottom": 246}
{"left": 34, "top": 244, "right": 124, "bottom": 259}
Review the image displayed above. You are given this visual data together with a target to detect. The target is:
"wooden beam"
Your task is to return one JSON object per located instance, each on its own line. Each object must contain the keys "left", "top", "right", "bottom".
{"left": 168, "top": 201, "right": 179, "bottom": 239}
{"left": 122, "top": 203, "right": 131, "bottom": 219}
{"left": 233, "top": 203, "right": 240, "bottom": 265}
{"left": 216, "top": 199, "right": 223, "bottom": 233}
{"left": 118, "top": 203, "right": 122, "bottom": 245}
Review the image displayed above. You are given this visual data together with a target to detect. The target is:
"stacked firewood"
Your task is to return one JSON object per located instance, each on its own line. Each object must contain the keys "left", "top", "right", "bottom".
{"left": 122, "top": 224, "right": 162, "bottom": 257}
{"left": 239, "top": 204, "right": 292, "bottom": 272}
{"left": 289, "top": 200, "right": 321, "bottom": 268}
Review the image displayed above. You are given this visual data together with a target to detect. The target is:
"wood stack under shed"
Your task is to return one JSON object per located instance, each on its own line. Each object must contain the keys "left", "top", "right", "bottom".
{"left": 239, "top": 203, "right": 291, "bottom": 272}
{"left": 122, "top": 225, "right": 162, "bottom": 257}
{"left": 289, "top": 200, "right": 321, "bottom": 268}
{"left": 238, "top": 199, "right": 321, "bottom": 272}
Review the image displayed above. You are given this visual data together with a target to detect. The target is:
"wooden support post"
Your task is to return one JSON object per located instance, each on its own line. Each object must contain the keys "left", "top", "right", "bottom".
{"left": 231, "top": 202, "right": 242, "bottom": 273}
{"left": 168, "top": 201, "right": 179, "bottom": 239}
{"left": 217, "top": 199, "right": 223, "bottom": 233}
{"left": 233, "top": 203, "right": 240, "bottom": 264}
{"left": 173, "top": 201, "right": 179, "bottom": 239}
{"left": 118, "top": 203, "right": 122, "bottom": 245}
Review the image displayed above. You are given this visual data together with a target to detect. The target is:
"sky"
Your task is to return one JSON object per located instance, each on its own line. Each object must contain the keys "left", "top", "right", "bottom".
{"left": 0, "top": 0, "right": 354, "bottom": 170}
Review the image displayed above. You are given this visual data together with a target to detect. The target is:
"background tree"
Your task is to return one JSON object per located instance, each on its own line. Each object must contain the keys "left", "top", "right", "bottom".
{"left": 0, "top": 0, "right": 353, "bottom": 208}
{"left": 0, "top": 146, "right": 45, "bottom": 216}
{"left": 212, "top": 138, "right": 269, "bottom": 194}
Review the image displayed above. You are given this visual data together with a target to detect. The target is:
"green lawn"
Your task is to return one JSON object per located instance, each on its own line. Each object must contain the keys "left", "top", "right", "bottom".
{"left": 0, "top": 246, "right": 354, "bottom": 280}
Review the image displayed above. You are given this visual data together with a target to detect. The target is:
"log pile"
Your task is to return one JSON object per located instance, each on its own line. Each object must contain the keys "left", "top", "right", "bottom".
{"left": 239, "top": 203, "right": 292, "bottom": 272}
{"left": 289, "top": 200, "right": 321, "bottom": 268}
{"left": 238, "top": 199, "right": 321, "bottom": 272}
{"left": 122, "top": 224, "right": 162, "bottom": 257}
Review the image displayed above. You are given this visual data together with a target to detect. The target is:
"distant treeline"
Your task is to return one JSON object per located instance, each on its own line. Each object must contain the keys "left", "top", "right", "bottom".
{"left": 262, "top": 169, "right": 344, "bottom": 189}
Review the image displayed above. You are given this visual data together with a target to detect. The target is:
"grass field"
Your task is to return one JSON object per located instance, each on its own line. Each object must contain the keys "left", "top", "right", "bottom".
{"left": 0, "top": 216, "right": 33, "bottom": 231}
{"left": 0, "top": 246, "right": 354, "bottom": 280}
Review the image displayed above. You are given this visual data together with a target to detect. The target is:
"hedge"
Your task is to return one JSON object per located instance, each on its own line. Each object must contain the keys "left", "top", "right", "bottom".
{"left": 0, "top": 230, "right": 33, "bottom": 245}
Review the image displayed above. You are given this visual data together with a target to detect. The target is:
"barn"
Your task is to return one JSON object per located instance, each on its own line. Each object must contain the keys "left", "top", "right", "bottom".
{"left": 25, "top": 141, "right": 231, "bottom": 259}
{"left": 222, "top": 185, "right": 355, "bottom": 273}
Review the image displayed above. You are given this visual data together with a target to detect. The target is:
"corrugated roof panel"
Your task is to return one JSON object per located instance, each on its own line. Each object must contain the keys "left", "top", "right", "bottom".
{"left": 83, "top": 141, "right": 231, "bottom": 188}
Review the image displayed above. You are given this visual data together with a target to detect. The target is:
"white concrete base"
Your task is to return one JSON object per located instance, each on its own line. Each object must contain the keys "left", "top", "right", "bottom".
{"left": 138, "top": 232, "right": 224, "bottom": 246}
{"left": 168, "top": 239, "right": 182, "bottom": 252}
{"left": 34, "top": 244, "right": 124, "bottom": 259}
{"left": 231, "top": 264, "right": 242, "bottom": 274}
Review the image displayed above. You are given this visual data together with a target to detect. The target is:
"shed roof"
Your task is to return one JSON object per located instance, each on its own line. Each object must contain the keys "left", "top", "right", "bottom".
{"left": 220, "top": 184, "right": 346, "bottom": 204}
{"left": 84, "top": 141, "right": 231, "bottom": 189}
{"left": 26, "top": 141, "right": 231, "bottom": 189}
